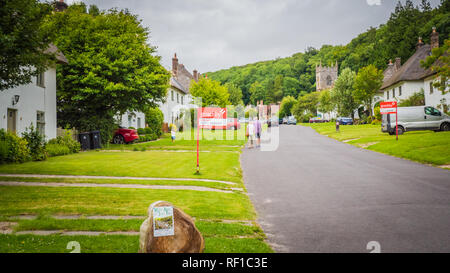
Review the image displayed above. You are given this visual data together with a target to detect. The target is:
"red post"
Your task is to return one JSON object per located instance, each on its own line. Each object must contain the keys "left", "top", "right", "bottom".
{"left": 196, "top": 108, "right": 200, "bottom": 174}
{"left": 395, "top": 103, "right": 398, "bottom": 141}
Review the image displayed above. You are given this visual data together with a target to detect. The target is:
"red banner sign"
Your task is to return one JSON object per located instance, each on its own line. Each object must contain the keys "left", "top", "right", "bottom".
{"left": 380, "top": 101, "right": 397, "bottom": 114}
{"left": 198, "top": 107, "right": 227, "bottom": 130}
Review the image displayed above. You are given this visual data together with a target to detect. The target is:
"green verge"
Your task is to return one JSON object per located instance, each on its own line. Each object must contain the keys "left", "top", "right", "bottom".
{"left": 9, "top": 217, "right": 264, "bottom": 238}
{"left": 0, "top": 150, "right": 242, "bottom": 182}
{"left": 303, "top": 123, "right": 450, "bottom": 166}
{"left": 0, "top": 186, "right": 255, "bottom": 220}
{"left": 0, "top": 234, "right": 272, "bottom": 253}
{"left": 0, "top": 176, "right": 240, "bottom": 190}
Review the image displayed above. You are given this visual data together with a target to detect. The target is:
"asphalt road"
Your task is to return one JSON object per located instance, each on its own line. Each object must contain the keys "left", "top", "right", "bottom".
{"left": 241, "top": 125, "right": 450, "bottom": 253}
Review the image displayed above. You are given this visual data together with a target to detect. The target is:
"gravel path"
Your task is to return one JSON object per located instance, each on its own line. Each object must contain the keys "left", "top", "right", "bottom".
{"left": 0, "top": 174, "right": 236, "bottom": 185}
{"left": 0, "top": 181, "right": 235, "bottom": 193}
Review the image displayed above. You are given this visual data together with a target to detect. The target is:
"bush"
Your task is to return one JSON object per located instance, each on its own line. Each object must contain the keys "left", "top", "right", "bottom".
{"left": 145, "top": 107, "right": 164, "bottom": 137}
{"left": 46, "top": 143, "right": 71, "bottom": 157}
{"left": 22, "top": 124, "right": 47, "bottom": 161}
{"left": 47, "top": 129, "right": 81, "bottom": 155}
{"left": 0, "top": 129, "right": 31, "bottom": 163}
{"left": 371, "top": 120, "right": 381, "bottom": 125}
{"left": 137, "top": 128, "right": 145, "bottom": 135}
{"left": 0, "top": 140, "right": 8, "bottom": 164}
{"left": 374, "top": 106, "right": 381, "bottom": 121}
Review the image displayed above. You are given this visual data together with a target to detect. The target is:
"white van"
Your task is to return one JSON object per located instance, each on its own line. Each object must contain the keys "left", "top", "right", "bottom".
{"left": 381, "top": 106, "right": 450, "bottom": 135}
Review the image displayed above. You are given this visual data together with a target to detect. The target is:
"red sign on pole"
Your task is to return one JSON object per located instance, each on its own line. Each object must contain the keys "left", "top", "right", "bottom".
{"left": 198, "top": 107, "right": 227, "bottom": 130}
{"left": 380, "top": 101, "right": 397, "bottom": 114}
{"left": 380, "top": 101, "right": 399, "bottom": 140}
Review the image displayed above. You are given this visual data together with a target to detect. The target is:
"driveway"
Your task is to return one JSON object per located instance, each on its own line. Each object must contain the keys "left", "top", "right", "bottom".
{"left": 241, "top": 125, "right": 450, "bottom": 252}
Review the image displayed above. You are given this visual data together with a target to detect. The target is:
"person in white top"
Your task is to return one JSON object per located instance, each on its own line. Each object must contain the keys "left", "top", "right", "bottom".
{"left": 247, "top": 120, "right": 255, "bottom": 148}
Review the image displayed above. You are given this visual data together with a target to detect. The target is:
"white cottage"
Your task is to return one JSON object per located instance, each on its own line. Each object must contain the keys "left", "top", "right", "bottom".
{"left": 381, "top": 28, "right": 449, "bottom": 111}
{"left": 0, "top": 44, "right": 68, "bottom": 140}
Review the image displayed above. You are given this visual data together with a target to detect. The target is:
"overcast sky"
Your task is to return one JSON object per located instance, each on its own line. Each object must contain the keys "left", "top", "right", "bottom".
{"left": 68, "top": 0, "right": 441, "bottom": 73}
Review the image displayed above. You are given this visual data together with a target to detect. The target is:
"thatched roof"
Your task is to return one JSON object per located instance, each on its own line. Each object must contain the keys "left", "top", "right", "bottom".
{"left": 381, "top": 44, "right": 433, "bottom": 90}
{"left": 44, "top": 43, "right": 68, "bottom": 64}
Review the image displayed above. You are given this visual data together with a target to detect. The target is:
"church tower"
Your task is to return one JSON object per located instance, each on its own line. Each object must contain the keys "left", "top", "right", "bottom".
{"left": 316, "top": 60, "right": 338, "bottom": 91}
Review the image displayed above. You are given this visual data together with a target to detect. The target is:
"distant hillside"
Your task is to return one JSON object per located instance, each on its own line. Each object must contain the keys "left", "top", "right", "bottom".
{"left": 207, "top": 0, "right": 449, "bottom": 105}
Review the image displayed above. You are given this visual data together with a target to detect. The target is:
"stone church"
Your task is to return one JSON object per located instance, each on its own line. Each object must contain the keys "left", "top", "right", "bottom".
{"left": 316, "top": 61, "right": 338, "bottom": 91}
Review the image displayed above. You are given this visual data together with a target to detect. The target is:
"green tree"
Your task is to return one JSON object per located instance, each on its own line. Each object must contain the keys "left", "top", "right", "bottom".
{"left": 249, "top": 81, "right": 265, "bottom": 105}
{"left": 318, "top": 89, "right": 334, "bottom": 114}
{"left": 0, "top": 0, "right": 53, "bottom": 91}
{"left": 144, "top": 107, "right": 164, "bottom": 137}
{"left": 282, "top": 76, "right": 300, "bottom": 97}
{"left": 331, "top": 68, "right": 358, "bottom": 118}
{"left": 421, "top": 39, "right": 449, "bottom": 95}
{"left": 292, "top": 92, "right": 319, "bottom": 122}
{"left": 190, "top": 78, "right": 230, "bottom": 107}
{"left": 225, "top": 83, "right": 243, "bottom": 106}
{"left": 279, "top": 96, "right": 297, "bottom": 118}
{"left": 353, "top": 64, "right": 384, "bottom": 116}
{"left": 43, "top": 4, "right": 170, "bottom": 144}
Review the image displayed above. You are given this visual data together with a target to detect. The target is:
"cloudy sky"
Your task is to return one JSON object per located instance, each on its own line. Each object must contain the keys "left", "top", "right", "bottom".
{"left": 67, "top": 0, "right": 441, "bottom": 73}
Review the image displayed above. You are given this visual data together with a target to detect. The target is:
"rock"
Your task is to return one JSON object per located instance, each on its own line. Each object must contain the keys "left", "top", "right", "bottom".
{"left": 139, "top": 201, "right": 204, "bottom": 253}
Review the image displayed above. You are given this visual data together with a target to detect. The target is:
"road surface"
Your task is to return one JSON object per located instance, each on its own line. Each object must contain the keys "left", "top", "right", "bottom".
{"left": 241, "top": 125, "right": 450, "bottom": 252}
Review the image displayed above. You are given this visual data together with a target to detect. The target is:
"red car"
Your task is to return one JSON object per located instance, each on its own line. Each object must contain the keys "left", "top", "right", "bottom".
{"left": 112, "top": 127, "right": 139, "bottom": 144}
{"left": 227, "top": 118, "right": 241, "bottom": 130}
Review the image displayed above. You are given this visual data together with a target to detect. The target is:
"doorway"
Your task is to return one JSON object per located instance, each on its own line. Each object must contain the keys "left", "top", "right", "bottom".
{"left": 7, "top": 109, "right": 17, "bottom": 133}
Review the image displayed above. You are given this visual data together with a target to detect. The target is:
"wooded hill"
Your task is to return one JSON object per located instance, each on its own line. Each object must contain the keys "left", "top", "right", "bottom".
{"left": 207, "top": 0, "right": 449, "bottom": 105}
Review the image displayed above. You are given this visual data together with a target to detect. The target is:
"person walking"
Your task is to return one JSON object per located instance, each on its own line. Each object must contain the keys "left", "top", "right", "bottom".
{"left": 170, "top": 124, "right": 177, "bottom": 142}
{"left": 247, "top": 120, "right": 255, "bottom": 149}
{"left": 335, "top": 120, "right": 340, "bottom": 132}
{"left": 255, "top": 117, "right": 262, "bottom": 148}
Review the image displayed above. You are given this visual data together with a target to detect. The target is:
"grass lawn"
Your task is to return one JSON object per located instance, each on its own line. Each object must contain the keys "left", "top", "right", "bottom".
{"left": 0, "top": 186, "right": 255, "bottom": 219}
{"left": 0, "top": 150, "right": 242, "bottom": 182}
{"left": 0, "top": 234, "right": 272, "bottom": 253}
{"left": 0, "top": 127, "right": 272, "bottom": 253}
{"left": 303, "top": 123, "right": 450, "bottom": 166}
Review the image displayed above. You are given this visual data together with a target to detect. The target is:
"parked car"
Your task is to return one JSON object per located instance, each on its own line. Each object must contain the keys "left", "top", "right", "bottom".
{"left": 112, "top": 127, "right": 139, "bottom": 144}
{"left": 337, "top": 117, "right": 354, "bottom": 125}
{"left": 286, "top": 116, "right": 297, "bottom": 125}
{"left": 309, "top": 117, "right": 328, "bottom": 123}
{"left": 382, "top": 106, "right": 450, "bottom": 135}
{"left": 268, "top": 117, "right": 279, "bottom": 127}
{"left": 282, "top": 117, "right": 288, "bottom": 124}
{"left": 227, "top": 118, "right": 241, "bottom": 130}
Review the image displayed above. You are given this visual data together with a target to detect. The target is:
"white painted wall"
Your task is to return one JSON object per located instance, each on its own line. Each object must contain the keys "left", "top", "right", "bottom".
{"left": 383, "top": 81, "right": 424, "bottom": 103}
{"left": 117, "top": 111, "right": 146, "bottom": 129}
{"left": 158, "top": 87, "right": 197, "bottom": 124}
{"left": 0, "top": 67, "right": 57, "bottom": 140}
{"left": 424, "top": 76, "right": 450, "bottom": 111}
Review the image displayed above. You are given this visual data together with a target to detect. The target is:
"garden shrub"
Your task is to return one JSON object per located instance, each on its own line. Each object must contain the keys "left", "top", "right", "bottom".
{"left": 47, "top": 129, "right": 81, "bottom": 154}
{"left": 374, "top": 106, "right": 381, "bottom": 121}
{"left": 0, "top": 140, "right": 8, "bottom": 164}
{"left": 22, "top": 124, "right": 47, "bottom": 161}
{"left": 46, "top": 143, "right": 71, "bottom": 157}
{"left": 137, "top": 128, "right": 145, "bottom": 135}
{"left": 0, "top": 129, "right": 31, "bottom": 163}
{"left": 145, "top": 107, "right": 164, "bottom": 137}
{"left": 371, "top": 120, "right": 381, "bottom": 125}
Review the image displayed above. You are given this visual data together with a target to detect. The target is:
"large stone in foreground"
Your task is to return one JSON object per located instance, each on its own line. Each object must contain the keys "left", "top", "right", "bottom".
{"left": 139, "top": 201, "right": 204, "bottom": 253}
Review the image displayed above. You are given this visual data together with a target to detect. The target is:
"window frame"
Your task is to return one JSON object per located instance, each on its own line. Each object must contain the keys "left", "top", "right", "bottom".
{"left": 36, "top": 111, "right": 45, "bottom": 136}
{"left": 36, "top": 71, "right": 45, "bottom": 88}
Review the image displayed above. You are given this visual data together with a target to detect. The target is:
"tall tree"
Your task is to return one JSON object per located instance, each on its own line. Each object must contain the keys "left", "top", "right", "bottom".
{"left": 279, "top": 96, "right": 297, "bottom": 117}
{"left": 421, "top": 39, "right": 449, "bottom": 95}
{"left": 331, "top": 68, "right": 358, "bottom": 118}
{"left": 43, "top": 4, "right": 170, "bottom": 143}
{"left": 353, "top": 64, "right": 384, "bottom": 116}
{"left": 318, "top": 89, "right": 334, "bottom": 114}
{"left": 225, "top": 83, "right": 243, "bottom": 106}
{"left": 249, "top": 81, "right": 265, "bottom": 105}
{"left": 0, "top": 0, "right": 53, "bottom": 91}
{"left": 190, "top": 78, "right": 230, "bottom": 107}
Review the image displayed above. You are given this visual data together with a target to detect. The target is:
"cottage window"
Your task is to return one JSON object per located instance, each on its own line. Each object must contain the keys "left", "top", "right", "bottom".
{"left": 36, "top": 111, "right": 45, "bottom": 136}
{"left": 137, "top": 117, "right": 141, "bottom": 128}
{"left": 171, "top": 90, "right": 174, "bottom": 101}
{"left": 181, "top": 95, "right": 184, "bottom": 105}
{"left": 392, "top": 88, "right": 395, "bottom": 98}
{"left": 386, "top": 91, "right": 389, "bottom": 100}
{"left": 399, "top": 86, "right": 402, "bottom": 96}
{"left": 36, "top": 72, "right": 45, "bottom": 88}
{"left": 177, "top": 93, "right": 179, "bottom": 103}
{"left": 128, "top": 115, "right": 132, "bottom": 128}
{"left": 430, "top": 82, "right": 434, "bottom": 94}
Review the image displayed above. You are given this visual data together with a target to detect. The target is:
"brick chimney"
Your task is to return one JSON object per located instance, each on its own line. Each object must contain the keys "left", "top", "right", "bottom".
{"left": 55, "top": 0, "right": 68, "bottom": 12}
{"left": 172, "top": 53, "right": 179, "bottom": 76}
{"left": 416, "top": 36, "right": 424, "bottom": 50}
{"left": 193, "top": 70, "right": 198, "bottom": 81}
{"left": 431, "top": 27, "right": 439, "bottom": 50}
{"left": 395, "top": 57, "right": 401, "bottom": 70}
